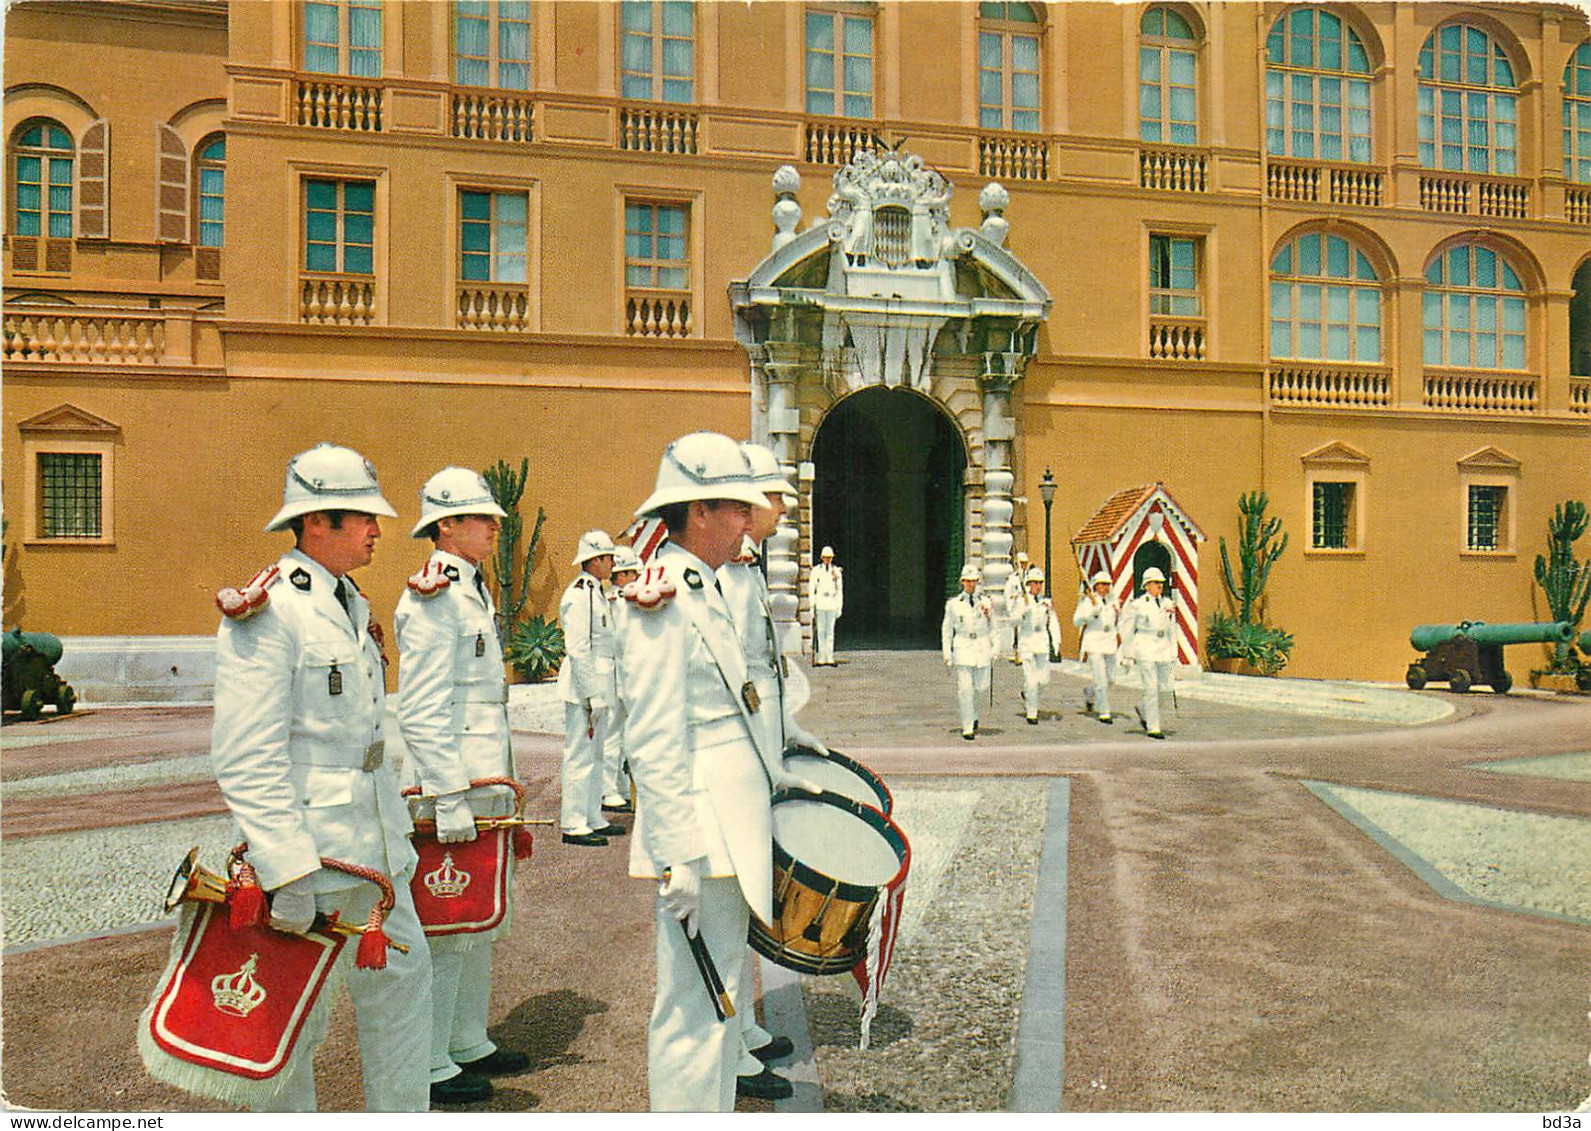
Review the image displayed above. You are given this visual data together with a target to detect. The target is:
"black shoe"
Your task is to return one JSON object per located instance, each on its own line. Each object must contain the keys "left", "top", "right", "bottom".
{"left": 1098, "top": 714, "right": 1114, "bottom": 725}
{"left": 1026, "top": 715, "right": 1038, "bottom": 725}
{"left": 601, "top": 800, "right": 634, "bottom": 813}
{"left": 458, "top": 1049, "right": 530, "bottom": 1076}
{"left": 431, "top": 1072, "right": 493, "bottom": 1104}
{"left": 593, "top": 823, "right": 627, "bottom": 837}
{"left": 751, "top": 1035, "right": 795, "bottom": 1063}
{"left": 562, "top": 832, "right": 609, "bottom": 846}
{"left": 737, "top": 1067, "right": 794, "bottom": 1101}
{"left": 962, "top": 731, "right": 976, "bottom": 741}
{"left": 1148, "top": 731, "right": 1166, "bottom": 740}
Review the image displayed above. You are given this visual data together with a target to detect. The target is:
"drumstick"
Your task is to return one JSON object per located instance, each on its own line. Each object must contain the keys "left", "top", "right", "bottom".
{"left": 683, "top": 924, "right": 736, "bottom": 1021}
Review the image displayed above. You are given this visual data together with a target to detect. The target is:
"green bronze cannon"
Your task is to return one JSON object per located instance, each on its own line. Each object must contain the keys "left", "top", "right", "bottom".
{"left": 2, "top": 627, "right": 77, "bottom": 719}
{"left": 1407, "top": 620, "right": 1573, "bottom": 694}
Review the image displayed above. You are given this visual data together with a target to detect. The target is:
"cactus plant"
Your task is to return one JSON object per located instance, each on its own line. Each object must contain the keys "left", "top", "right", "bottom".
{"left": 1533, "top": 500, "right": 1591, "bottom": 671}
{"left": 1218, "top": 490, "right": 1288, "bottom": 626}
{"left": 483, "top": 458, "right": 545, "bottom": 638}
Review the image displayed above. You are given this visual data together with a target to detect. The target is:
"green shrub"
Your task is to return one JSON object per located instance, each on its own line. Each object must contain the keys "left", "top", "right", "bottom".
{"left": 1207, "top": 610, "right": 1294, "bottom": 675}
{"left": 507, "top": 615, "right": 565, "bottom": 682}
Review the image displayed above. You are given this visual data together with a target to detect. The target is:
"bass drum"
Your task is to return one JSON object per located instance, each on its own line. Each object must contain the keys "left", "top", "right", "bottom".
{"left": 749, "top": 790, "right": 909, "bottom": 976}
{"left": 782, "top": 743, "right": 892, "bottom": 816}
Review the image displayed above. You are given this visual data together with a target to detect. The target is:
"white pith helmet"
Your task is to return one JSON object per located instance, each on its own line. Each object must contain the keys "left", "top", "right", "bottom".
{"left": 572, "top": 530, "right": 617, "bottom": 566}
{"left": 821, "top": 545, "right": 835, "bottom": 559}
{"left": 959, "top": 562, "right": 982, "bottom": 582}
{"left": 740, "top": 441, "right": 797, "bottom": 498}
{"left": 265, "top": 442, "right": 397, "bottom": 532}
{"left": 612, "top": 546, "right": 641, "bottom": 574}
{"left": 634, "top": 431, "right": 772, "bottom": 517}
{"left": 1016, "top": 551, "right": 1030, "bottom": 563}
{"left": 411, "top": 466, "right": 506, "bottom": 538}
{"left": 1142, "top": 567, "right": 1167, "bottom": 584}
{"left": 1090, "top": 571, "right": 1112, "bottom": 588}
{"left": 1026, "top": 567, "right": 1045, "bottom": 584}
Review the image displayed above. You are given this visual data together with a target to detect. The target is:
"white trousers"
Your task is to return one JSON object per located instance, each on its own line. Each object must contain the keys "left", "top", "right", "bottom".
{"left": 649, "top": 877, "right": 749, "bottom": 1112}
{"left": 1021, "top": 651, "right": 1052, "bottom": 717}
{"left": 1138, "top": 660, "right": 1177, "bottom": 734}
{"left": 813, "top": 609, "right": 838, "bottom": 664}
{"left": 561, "top": 701, "right": 609, "bottom": 832}
{"left": 1086, "top": 652, "right": 1118, "bottom": 718}
{"left": 954, "top": 663, "right": 991, "bottom": 735}
{"left": 735, "top": 951, "right": 776, "bottom": 1077}
{"left": 429, "top": 940, "right": 497, "bottom": 1082}
{"left": 603, "top": 700, "right": 632, "bottom": 800}
{"left": 254, "top": 870, "right": 432, "bottom": 1112}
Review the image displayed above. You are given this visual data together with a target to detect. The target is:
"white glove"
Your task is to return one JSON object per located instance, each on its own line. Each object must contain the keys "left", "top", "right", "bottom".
{"left": 784, "top": 723, "right": 828, "bottom": 758}
{"left": 268, "top": 874, "right": 317, "bottom": 935}
{"left": 435, "top": 790, "right": 478, "bottom": 844}
{"left": 660, "top": 859, "right": 703, "bottom": 936}
{"left": 772, "top": 762, "right": 825, "bottom": 796}
{"left": 944, "top": 655, "right": 954, "bottom": 669}
{"left": 1118, "top": 657, "right": 1136, "bottom": 676}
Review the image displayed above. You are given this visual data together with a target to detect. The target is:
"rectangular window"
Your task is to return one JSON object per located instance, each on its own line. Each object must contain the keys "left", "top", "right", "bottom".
{"left": 459, "top": 189, "right": 527, "bottom": 283}
{"left": 806, "top": 8, "right": 873, "bottom": 118}
{"left": 39, "top": 452, "right": 102, "bottom": 539}
{"left": 303, "top": 0, "right": 382, "bottom": 77}
{"left": 1149, "top": 235, "right": 1200, "bottom": 316}
{"left": 1467, "top": 484, "right": 1505, "bottom": 551}
{"left": 455, "top": 0, "right": 531, "bottom": 90}
{"left": 1311, "top": 481, "right": 1352, "bottom": 549}
{"left": 979, "top": 30, "right": 1040, "bottom": 132}
{"left": 621, "top": 1, "right": 694, "bottom": 103}
{"left": 624, "top": 200, "right": 689, "bottom": 289}
{"left": 304, "top": 178, "right": 375, "bottom": 275}
{"left": 198, "top": 167, "right": 224, "bottom": 248}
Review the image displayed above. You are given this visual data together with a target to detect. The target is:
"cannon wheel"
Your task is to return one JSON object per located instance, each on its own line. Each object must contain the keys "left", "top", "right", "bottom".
{"left": 1449, "top": 668, "right": 1472, "bottom": 694}
{"left": 57, "top": 685, "right": 76, "bottom": 714}
{"left": 1405, "top": 664, "right": 1427, "bottom": 690}
{"left": 1578, "top": 669, "right": 1591, "bottom": 693}
{"left": 1490, "top": 671, "right": 1512, "bottom": 694}
{"left": 18, "top": 688, "right": 42, "bottom": 720}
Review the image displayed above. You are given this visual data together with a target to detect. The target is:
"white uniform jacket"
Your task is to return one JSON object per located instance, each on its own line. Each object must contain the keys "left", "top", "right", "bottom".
{"left": 394, "top": 550, "right": 514, "bottom": 798}
{"left": 1073, "top": 593, "right": 1122, "bottom": 658}
{"left": 1013, "top": 593, "right": 1061, "bottom": 657}
{"left": 210, "top": 549, "right": 416, "bottom": 894}
{"left": 941, "top": 591, "right": 995, "bottom": 668}
{"left": 619, "top": 543, "right": 776, "bottom": 925}
{"left": 717, "top": 547, "right": 799, "bottom": 777}
{"left": 557, "top": 572, "right": 615, "bottom": 706}
{"left": 1002, "top": 572, "right": 1027, "bottom": 622}
{"left": 1119, "top": 592, "right": 1179, "bottom": 663}
{"left": 808, "top": 563, "right": 844, "bottom": 614}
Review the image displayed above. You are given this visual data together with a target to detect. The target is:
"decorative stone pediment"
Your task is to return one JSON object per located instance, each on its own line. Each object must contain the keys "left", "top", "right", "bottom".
{"left": 1301, "top": 441, "right": 1371, "bottom": 467}
{"left": 1457, "top": 446, "right": 1521, "bottom": 471}
{"left": 17, "top": 403, "right": 120, "bottom": 435}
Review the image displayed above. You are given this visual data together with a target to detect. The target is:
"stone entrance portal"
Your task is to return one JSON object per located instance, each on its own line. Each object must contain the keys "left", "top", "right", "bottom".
{"left": 730, "top": 147, "right": 1051, "bottom": 654}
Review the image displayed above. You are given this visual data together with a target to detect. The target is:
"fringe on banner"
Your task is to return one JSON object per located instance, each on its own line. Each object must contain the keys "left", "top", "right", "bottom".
{"left": 856, "top": 897, "right": 886, "bottom": 1050}
{"left": 851, "top": 875, "right": 908, "bottom": 1051}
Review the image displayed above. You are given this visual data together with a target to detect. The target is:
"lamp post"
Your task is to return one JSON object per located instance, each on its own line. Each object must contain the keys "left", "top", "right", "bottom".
{"left": 1039, "top": 468, "right": 1057, "bottom": 599}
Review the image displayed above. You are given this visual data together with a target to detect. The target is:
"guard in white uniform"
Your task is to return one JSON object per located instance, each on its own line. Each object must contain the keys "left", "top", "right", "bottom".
{"left": 600, "top": 546, "right": 642, "bottom": 815}
{"left": 1073, "top": 570, "right": 1121, "bottom": 725}
{"left": 558, "top": 530, "right": 625, "bottom": 845}
{"left": 1119, "top": 566, "right": 1177, "bottom": 739}
{"left": 1013, "top": 568, "right": 1061, "bottom": 724}
{"left": 1003, "top": 551, "right": 1031, "bottom": 663}
{"left": 210, "top": 443, "right": 431, "bottom": 1112}
{"left": 942, "top": 562, "right": 994, "bottom": 740}
{"left": 808, "top": 547, "right": 843, "bottom": 665}
{"left": 620, "top": 432, "right": 802, "bottom": 1112}
{"left": 394, "top": 467, "right": 528, "bottom": 1105}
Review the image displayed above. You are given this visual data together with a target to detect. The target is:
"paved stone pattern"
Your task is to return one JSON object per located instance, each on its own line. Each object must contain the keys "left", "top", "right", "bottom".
{"left": 800, "top": 779, "right": 1047, "bottom": 1112}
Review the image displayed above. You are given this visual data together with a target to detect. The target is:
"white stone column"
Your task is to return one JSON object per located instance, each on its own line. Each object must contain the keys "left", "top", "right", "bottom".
{"left": 761, "top": 349, "right": 805, "bottom": 656}
{"left": 979, "top": 360, "right": 1020, "bottom": 613}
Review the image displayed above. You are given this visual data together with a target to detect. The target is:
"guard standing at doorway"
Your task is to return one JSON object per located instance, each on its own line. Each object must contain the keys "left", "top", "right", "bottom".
{"left": 1013, "top": 567, "right": 1061, "bottom": 724}
{"left": 1118, "top": 566, "right": 1177, "bottom": 740}
{"left": 558, "top": 530, "right": 627, "bottom": 844}
{"left": 808, "top": 546, "right": 844, "bottom": 665}
{"left": 1003, "top": 551, "right": 1030, "bottom": 663}
{"left": 941, "top": 562, "right": 994, "bottom": 740}
{"left": 1073, "top": 570, "right": 1121, "bottom": 725}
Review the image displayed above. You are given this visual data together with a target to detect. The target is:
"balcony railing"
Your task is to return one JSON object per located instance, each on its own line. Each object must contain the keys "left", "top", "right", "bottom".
{"left": 453, "top": 91, "right": 533, "bottom": 143}
{"left": 296, "top": 77, "right": 383, "bottom": 132}
{"left": 625, "top": 289, "right": 692, "bottom": 339}
{"left": 1571, "top": 376, "right": 1590, "bottom": 415}
{"left": 1422, "top": 369, "right": 1537, "bottom": 414}
{"left": 1140, "top": 146, "right": 1208, "bottom": 193}
{"left": 619, "top": 103, "right": 699, "bottom": 155}
{"left": 979, "top": 132, "right": 1048, "bottom": 181}
{"left": 1266, "top": 160, "right": 1383, "bottom": 207}
{"left": 804, "top": 117, "right": 883, "bottom": 165}
{"left": 1148, "top": 316, "right": 1206, "bottom": 360}
{"left": 1268, "top": 363, "right": 1391, "bottom": 408}
{"left": 3, "top": 307, "right": 166, "bottom": 364}
{"left": 1419, "top": 171, "right": 1530, "bottom": 219}
{"left": 1567, "top": 186, "right": 1591, "bottom": 225}
{"left": 456, "top": 283, "right": 530, "bottom": 331}
{"left": 300, "top": 274, "right": 377, "bottom": 325}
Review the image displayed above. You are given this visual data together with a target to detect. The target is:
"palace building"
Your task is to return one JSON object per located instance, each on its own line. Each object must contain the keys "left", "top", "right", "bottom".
{"left": 4, "top": 0, "right": 1589, "bottom": 699}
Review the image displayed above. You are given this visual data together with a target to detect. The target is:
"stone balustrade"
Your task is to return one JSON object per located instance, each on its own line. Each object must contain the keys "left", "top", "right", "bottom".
{"left": 456, "top": 284, "right": 531, "bottom": 331}
{"left": 453, "top": 91, "right": 533, "bottom": 143}
{"left": 619, "top": 104, "right": 699, "bottom": 155}
{"left": 3, "top": 307, "right": 166, "bottom": 364}
{"left": 1269, "top": 363, "right": 1391, "bottom": 408}
{"left": 978, "top": 133, "right": 1047, "bottom": 181}
{"left": 1140, "top": 146, "right": 1208, "bottom": 192}
{"left": 1148, "top": 316, "right": 1206, "bottom": 360}
{"left": 1422, "top": 370, "right": 1537, "bottom": 414}
{"left": 626, "top": 290, "right": 692, "bottom": 338}
{"left": 1567, "top": 186, "right": 1591, "bottom": 225}
{"left": 296, "top": 78, "right": 383, "bottom": 132}
{"left": 1571, "top": 376, "right": 1590, "bottom": 415}
{"left": 805, "top": 118, "right": 878, "bottom": 166}
{"left": 1419, "top": 172, "right": 1530, "bottom": 219}
{"left": 300, "top": 276, "right": 377, "bottom": 325}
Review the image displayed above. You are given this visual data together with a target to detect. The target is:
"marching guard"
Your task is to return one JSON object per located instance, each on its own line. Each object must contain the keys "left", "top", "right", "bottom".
{"left": 808, "top": 546, "right": 844, "bottom": 665}
{"left": 557, "top": 530, "right": 626, "bottom": 846}
{"left": 207, "top": 443, "right": 432, "bottom": 1111}
{"left": 394, "top": 467, "right": 529, "bottom": 1105}
{"left": 600, "top": 545, "right": 643, "bottom": 815}
{"left": 1013, "top": 567, "right": 1061, "bottom": 724}
{"left": 619, "top": 431, "right": 802, "bottom": 1111}
{"left": 1118, "top": 566, "right": 1177, "bottom": 740}
{"left": 942, "top": 563, "right": 994, "bottom": 740}
{"left": 1003, "top": 550, "right": 1031, "bottom": 663}
{"left": 1073, "top": 570, "right": 1121, "bottom": 725}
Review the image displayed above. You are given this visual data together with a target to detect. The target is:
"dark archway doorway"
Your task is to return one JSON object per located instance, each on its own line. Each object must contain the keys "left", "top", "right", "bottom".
{"left": 1131, "top": 540, "right": 1173, "bottom": 598}
{"left": 810, "top": 386, "right": 967, "bottom": 649}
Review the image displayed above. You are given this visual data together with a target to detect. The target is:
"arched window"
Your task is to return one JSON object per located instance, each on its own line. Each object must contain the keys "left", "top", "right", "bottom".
{"left": 979, "top": 2, "right": 1040, "bottom": 133}
{"left": 1269, "top": 232, "right": 1381, "bottom": 362}
{"left": 1565, "top": 41, "right": 1591, "bottom": 183}
{"left": 12, "top": 120, "right": 74, "bottom": 238}
{"left": 1423, "top": 244, "right": 1527, "bottom": 370}
{"left": 195, "top": 135, "right": 224, "bottom": 248}
{"left": 1139, "top": 6, "right": 1197, "bottom": 145}
{"left": 1417, "top": 23, "right": 1518, "bottom": 174}
{"left": 1265, "top": 8, "right": 1372, "bottom": 163}
{"left": 454, "top": 1, "right": 531, "bottom": 90}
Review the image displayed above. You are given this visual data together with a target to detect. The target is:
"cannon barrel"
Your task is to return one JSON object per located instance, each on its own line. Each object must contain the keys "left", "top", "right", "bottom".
{"left": 1410, "top": 621, "right": 1574, "bottom": 651}
{"left": 1579, "top": 629, "right": 1591, "bottom": 653}
{"left": 1, "top": 627, "right": 63, "bottom": 666}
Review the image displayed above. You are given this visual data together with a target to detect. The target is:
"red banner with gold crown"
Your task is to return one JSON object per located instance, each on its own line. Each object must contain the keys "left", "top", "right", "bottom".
{"left": 404, "top": 777, "right": 533, "bottom": 936}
